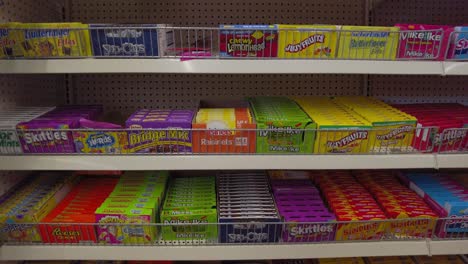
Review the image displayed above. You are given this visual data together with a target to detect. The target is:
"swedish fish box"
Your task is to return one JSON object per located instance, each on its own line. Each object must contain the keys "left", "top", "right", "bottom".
{"left": 333, "top": 97, "right": 417, "bottom": 152}
{"left": 338, "top": 26, "right": 399, "bottom": 60}
{"left": 294, "top": 97, "right": 372, "bottom": 153}
{"left": 220, "top": 25, "right": 278, "bottom": 57}
{"left": 18, "top": 23, "right": 92, "bottom": 57}
{"left": 249, "top": 97, "right": 315, "bottom": 154}
{"left": 278, "top": 25, "right": 338, "bottom": 58}
{"left": 0, "top": 23, "right": 22, "bottom": 58}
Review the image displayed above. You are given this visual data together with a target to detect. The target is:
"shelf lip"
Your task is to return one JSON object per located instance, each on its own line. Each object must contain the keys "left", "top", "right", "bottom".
{"left": 0, "top": 59, "right": 447, "bottom": 74}
{"left": 0, "top": 241, "right": 433, "bottom": 261}
{"left": 429, "top": 240, "right": 468, "bottom": 255}
{"left": 0, "top": 154, "right": 442, "bottom": 170}
{"left": 436, "top": 154, "right": 468, "bottom": 169}
{"left": 443, "top": 62, "right": 468, "bottom": 75}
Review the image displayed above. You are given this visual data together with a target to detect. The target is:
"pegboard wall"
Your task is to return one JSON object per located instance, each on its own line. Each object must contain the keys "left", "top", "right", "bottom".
{"left": 0, "top": 0, "right": 64, "bottom": 22}
{"left": 73, "top": 74, "right": 363, "bottom": 114}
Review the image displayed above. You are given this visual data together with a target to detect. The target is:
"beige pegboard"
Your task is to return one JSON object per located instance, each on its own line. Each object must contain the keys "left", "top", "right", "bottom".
{"left": 370, "top": 0, "right": 466, "bottom": 26}
{"left": 0, "top": 75, "right": 67, "bottom": 109}
{"left": 0, "top": 0, "right": 64, "bottom": 23}
{"left": 70, "top": 0, "right": 366, "bottom": 26}
{"left": 72, "top": 74, "right": 362, "bottom": 114}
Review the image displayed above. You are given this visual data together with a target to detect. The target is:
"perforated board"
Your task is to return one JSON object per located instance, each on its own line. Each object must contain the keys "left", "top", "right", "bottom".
{"left": 73, "top": 74, "right": 363, "bottom": 114}
{"left": 0, "top": 0, "right": 64, "bottom": 23}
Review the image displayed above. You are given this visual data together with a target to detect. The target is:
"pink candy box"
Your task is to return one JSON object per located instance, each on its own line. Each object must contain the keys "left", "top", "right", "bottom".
{"left": 396, "top": 24, "right": 453, "bottom": 60}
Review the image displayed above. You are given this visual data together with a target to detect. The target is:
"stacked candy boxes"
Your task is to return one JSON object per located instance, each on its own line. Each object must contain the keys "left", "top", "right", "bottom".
{"left": 0, "top": 107, "right": 55, "bottom": 154}
{"left": 315, "top": 171, "right": 387, "bottom": 240}
{"left": 95, "top": 171, "right": 169, "bottom": 244}
{"left": 192, "top": 106, "right": 256, "bottom": 153}
{"left": 398, "top": 172, "right": 468, "bottom": 238}
{"left": 354, "top": 171, "right": 438, "bottom": 238}
{"left": 447, "top": 26, "right": 468, "bottom": 60}
{"left": 294, "top": 97, "right": 372, "bottom": 154}
{"left": 392, "top": 103, "right": 468, "bottom": 152}
{"left": 249, "top": 97, "right": 315, "bottom": 154}
{"left": 219, "top": 25, "right": 278, "bottom": 57}
{"left": 395, "top": 24, "right": 453, "bottom": 60}
{"left": 333, "top": 97, "right": 417, "bottom": 152}
{"left": 217, "top": 171, "right": 280, "bottom": 243}
{"left": 271, "top": 179, "right": 336, "bottom": 242}
{"left": 16, "top": 105, "right": 103, "bottom": 153}
{"left": 160, "top": 176, "right": 217, "bottom": 242}
{"left": 40, "top": 176, "right": 118, "bottom": 243}
{"left": 0, "top": 173, "right": 75, "bottom": 242}
{"left": 277, "top": 25, "right": 339, "bottom": 58}
{"left": 125, "top": 109, "right": 195, "bottom": 153}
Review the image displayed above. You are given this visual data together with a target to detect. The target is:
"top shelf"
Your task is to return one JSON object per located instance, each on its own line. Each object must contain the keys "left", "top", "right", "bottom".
{"left": 0, "top": 59, "right": 466, "bottom": 75}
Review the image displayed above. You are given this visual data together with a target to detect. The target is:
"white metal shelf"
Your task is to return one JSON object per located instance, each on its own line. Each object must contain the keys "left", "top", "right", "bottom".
{"left": 0, "top": 59, "right": 457, "bottom": 75}
{"left": 0, "top": 154, "right": 465, "bottom": 170}
{"left": 2, "top": 240, "right": 467, "bottom": 261}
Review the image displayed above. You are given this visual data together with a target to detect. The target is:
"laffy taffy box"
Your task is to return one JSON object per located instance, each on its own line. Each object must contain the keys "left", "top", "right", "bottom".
{"left": 337, "top": 26, "right": 399, "bottom": 60}
{"left": 249, "top": 97, "right": 315, "bottom": 154}
{"left": 220, "top": 25, "right": 278, "bottom": 57}
{"left": 17, "top": 23, "right": 92, "bottom": 57}
{"left": 192, "top": 100, "right": 256, "bottom": 153}
{"left": 126, "top": 109, "right": 194, "bottom": 153}
{"left": 278, "top": 25, "right": 338, "bottom": 58}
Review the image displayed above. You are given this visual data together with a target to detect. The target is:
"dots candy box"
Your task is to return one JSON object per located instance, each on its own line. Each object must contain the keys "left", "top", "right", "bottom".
{"left": 90, "top": 24, "right": 174, "bottom": 57}
{"left": 395, "top": 24, "right": 452, "bottom": 60}
{"left": 249, "top": 97, "right": 316, "bottom": 154}
{"left": 278, "top": 25, "right": 338, "bottom": 58}
{"left": 447, "top": 26, "right": 468, "bottom": 60}
{"left": 17, "top": 23, "right": 92, "bottom": 57}
{"left": 126, "top": 109, "right": 194, "bottom": 153}
{"left": 217, "top": 171, "right": 280, "bottom": 243}
{"left": 337, "top": 26, "right": 399, "bottom": 60}
{"left": 219, "top": 25, "right": 278, "bottom": 57}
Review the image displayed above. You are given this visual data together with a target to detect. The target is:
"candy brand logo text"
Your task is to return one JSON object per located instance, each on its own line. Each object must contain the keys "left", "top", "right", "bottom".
{"left": 285, "top": 34, "right": 325, "bottom": 53}
{"left": 455, "top": 38, "right": 468, "bottom": 51}
{"left": 259, "top": 126, "right": 302, "bottom": 137}
{"left": 52, "top": 228, "right": 81, "bottom": 238}
{"left": 227, "top": 38, "right": 265, "bottom": 53}
{"left": 0, "top": 131, "right": 19, "bottom": 147}
{"left": 400, "top": 32, "right": 442, "bottom": 41}
{"left": 342, "top": 223, "right": 379, "bottom": 236}
{"left": 106, "top": 29, "right": 143, "bottom": 38}
{"left": 0, "top": 29, "right": 9, "bottom": 38}
{"left": 290, "top": 224, "right": 334, "bottom": 236}
{"left": 326, "top": 131, "right": 368, "bottom": 148}
{"left": 24, "top": 131, "right": 68, "bottom": 144}
{"left": 376, "top": 126, "right": 413, "bottom": 140}
{"left": 25, "top": 29, "right": 70, "bottom": 40}
{"left": 86, "top": 133, "right": 115, "bottom": 148}
{"left": 102, "top": 43, "right": 146, "bottom": 56}
{"left": 129, "top": 130, "right": 189, "bottom": 145}
{"left": 228, "top": 232, "right": 268, "bottom": 242}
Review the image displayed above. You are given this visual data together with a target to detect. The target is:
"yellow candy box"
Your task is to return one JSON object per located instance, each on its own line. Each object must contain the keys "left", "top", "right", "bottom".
{"left": 278, "top": 25, "right": 339, "bottom": 58}
{"left": 0, "top": 23, "right": 23, "bottom": 58}
{"left": 18, "top": 23, "right": 92, "bottom": 57}
{"left": 338, "top": 26, "right": 399, "bottom": 59}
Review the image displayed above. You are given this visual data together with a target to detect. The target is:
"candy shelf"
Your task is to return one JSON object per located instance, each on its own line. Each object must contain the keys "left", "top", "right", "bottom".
{"left": 0, "top": 59, "right": 452, "bottom": 75}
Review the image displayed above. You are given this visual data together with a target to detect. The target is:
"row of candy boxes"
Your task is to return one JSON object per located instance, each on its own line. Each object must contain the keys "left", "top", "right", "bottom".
{"left": 0, "top": 125, "right": 466, "bottom": 154}
{"left": 0, "top": 23, "right": 467, "bottom": 60}
{"left": 1, "top": 217, "right": 462, "bottom": 244}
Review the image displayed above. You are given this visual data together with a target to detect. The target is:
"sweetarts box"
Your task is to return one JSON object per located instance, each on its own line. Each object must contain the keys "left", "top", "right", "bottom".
{"left": 90, "top": 24, "right": 174, "bottom": 57}
{"left": 220, "top": 25, "right": 278, "bottom": 57}
{"left": 447, "top": 26, "right": 468, "bottom": 60}
{"left": 125, "top": 109, "right": 194, "bottom": 153}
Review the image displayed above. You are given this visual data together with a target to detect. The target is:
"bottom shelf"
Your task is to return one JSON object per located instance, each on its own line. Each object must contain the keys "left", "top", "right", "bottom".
{"left": 1, "top": 240, "right": 467, "bottom": 261}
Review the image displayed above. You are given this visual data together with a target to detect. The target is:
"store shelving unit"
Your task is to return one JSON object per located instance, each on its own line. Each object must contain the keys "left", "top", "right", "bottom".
{"left": 0, "top": 0, "right": 467, "bottom": 261}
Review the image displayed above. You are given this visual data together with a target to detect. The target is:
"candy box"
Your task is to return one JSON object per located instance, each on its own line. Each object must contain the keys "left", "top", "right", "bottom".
{"left": 218, "top": 215, "right": 281, "bottom": 243}
{"left": 447, "top": 26, "right": 468, "bottom": 60}
{"left": 95, "top": 207, "right": 155, "bottom": 244}
{"left": 90, "top": 24, "right": 173, "bottom": 57}
{"left": 126, "top": 109, "right": 194, "bottom": 153}
{"left": 220, "top": 25, "right": 278, "bottom": 57}
{"left": 0, "top": 23, "right": 23, "bottom": 58}
{"left": 277, "top": 25, "right": 338, "bottom": 58}
{"left": 160, "top": 209, "right": 218, "bottom": 241}
{"left": 337, "top": 26, "right": 399, "bottom": 59}
{"left": 17, "top": 23, "right": 92, "bottom": 57}
{"left": 396, "top": 24, "right": 452, "bottom": 60}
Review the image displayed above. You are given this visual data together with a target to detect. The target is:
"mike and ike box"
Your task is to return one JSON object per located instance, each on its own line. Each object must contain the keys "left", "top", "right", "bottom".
{"left": 160, "top": 209, "right": 218, "bottom": 241}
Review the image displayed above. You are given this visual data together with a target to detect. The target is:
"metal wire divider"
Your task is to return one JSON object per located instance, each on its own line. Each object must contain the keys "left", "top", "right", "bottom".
{"left": 1, "top": 126, "right": 458, "bottom": 155}
{"left": 2, "top": 218, "right": 465, "bottom": 246}
{"left": 0, "top": 26, "right": 453, "bottom": 61}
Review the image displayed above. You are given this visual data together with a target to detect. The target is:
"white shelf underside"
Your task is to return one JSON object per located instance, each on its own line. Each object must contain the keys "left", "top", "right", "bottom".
{"left": 1, "top": 59, "right": 466, "bottom": 75}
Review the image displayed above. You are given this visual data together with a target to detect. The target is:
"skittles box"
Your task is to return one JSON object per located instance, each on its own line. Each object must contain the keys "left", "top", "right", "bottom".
{"left": 396, "top": 24, "right": 452, "bottom": 60}
{"left": 125, "top": 109, "right": 194, "bottom": 153}
{"left": 220, "top": 25, "right": 278, "bottom": 57}
{"left": 337, "top": 26, "right": 399, "bottom": 60}
{"left": 447, "top": 26, "right": 468, "bottom": 60}
{"left": 278, "top": 25, "right": 338, "bottom": 58}
{"left": 0, "top": 23, "right": 22, "bottom": 58}
{"left": 17, "top": 23, "right": 92, "bottom": 57}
